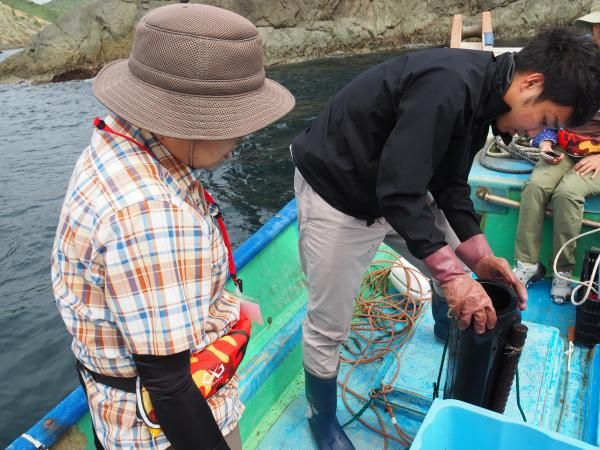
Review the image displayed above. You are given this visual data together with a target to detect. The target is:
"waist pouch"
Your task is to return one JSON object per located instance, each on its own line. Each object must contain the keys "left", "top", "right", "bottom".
{"left": 78, "top": 314, "right": 251, "bottom": 433}
{"left": 557, "top": 129, "right": 600, "bottom": 157}
{"left": 137, "top": 313, "right": 251, "bottom": 433}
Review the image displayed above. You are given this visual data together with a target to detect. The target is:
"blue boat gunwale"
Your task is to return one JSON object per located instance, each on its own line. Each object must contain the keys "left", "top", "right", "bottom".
{"left": 8, "top": 199, "right": 299, "bottom": 450}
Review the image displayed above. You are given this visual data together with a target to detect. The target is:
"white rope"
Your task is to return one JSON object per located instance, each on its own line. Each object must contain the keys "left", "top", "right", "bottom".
{"left": 552, "top": 227, "right": 600, "bottom": 305}
{"left": 504, "top": 343, "right": 523, "bottom": 357}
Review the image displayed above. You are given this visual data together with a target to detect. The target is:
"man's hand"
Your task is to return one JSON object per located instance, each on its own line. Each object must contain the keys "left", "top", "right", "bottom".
{"left": 474, "top": 255, "right": 528, "bottom": 310}
{"left": 572, "top": 154, "right": 600, "bottom": 179}
{"left": 423, "top": 244, "right": 497, "bottom": 334}
{"left": 455, "top": 234, "right": 528, "bottom": 310}
{"left": 441, "top": 274, "right": 497, "bottom": 334}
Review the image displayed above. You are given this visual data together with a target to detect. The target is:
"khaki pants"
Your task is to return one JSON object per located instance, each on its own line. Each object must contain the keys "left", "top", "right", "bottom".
{"left": 294, "top": 169, "right": 466, "bottom": 378}
{"left": 514, "top": 153, "right": 600, "bottom": 272}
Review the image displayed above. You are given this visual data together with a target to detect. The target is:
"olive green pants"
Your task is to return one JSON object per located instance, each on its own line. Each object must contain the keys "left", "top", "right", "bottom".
{"left": 514, "top": 152, "right": 600, "bottom": 272}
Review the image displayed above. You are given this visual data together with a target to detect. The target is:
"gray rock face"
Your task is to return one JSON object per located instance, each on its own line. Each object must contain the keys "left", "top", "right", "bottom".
{"left": 0, "top": 0, "right": 591, "bottom": 83}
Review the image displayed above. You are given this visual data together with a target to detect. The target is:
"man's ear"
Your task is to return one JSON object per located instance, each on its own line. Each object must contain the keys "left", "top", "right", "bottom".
{"left": 519, "top": 72, "right": 545, "bottom": 101}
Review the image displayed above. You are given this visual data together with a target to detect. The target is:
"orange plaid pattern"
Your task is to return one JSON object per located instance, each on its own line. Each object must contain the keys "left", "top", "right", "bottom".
{"left": 52, "top": 114, "right": 243, "bottom": 449}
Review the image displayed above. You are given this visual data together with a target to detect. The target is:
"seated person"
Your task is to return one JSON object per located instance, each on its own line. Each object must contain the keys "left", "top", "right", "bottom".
{"left": 513, "top": 8, "right": 600, "bottom": 303}
{"left": 513, "top": 111, "right": 600, "bottom": 303}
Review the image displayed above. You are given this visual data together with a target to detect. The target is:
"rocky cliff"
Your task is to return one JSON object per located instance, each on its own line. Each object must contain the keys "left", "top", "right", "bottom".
{"left": 0, "top": 1, "right": 48, "bottom": 50}
{"left": 0, "top": 0, "right": 591, "bottom": 83}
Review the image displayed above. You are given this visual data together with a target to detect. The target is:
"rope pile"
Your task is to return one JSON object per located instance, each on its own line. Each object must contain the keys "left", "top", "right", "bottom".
{"left": 339, "top": 249, "right": 430, "bottom": 449}
{"left": 479, "top": 135, "right": 541, "bottom": 174}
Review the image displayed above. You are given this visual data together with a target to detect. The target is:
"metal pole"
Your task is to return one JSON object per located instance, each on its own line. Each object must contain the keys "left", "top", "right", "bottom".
{"left": 476, "top": 187, "right": 600, "bottom": 229}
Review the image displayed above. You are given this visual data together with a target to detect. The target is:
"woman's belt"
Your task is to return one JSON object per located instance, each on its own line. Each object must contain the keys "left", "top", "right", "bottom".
{"left": 76, "top": 359, "right": 137, "bottom": 393}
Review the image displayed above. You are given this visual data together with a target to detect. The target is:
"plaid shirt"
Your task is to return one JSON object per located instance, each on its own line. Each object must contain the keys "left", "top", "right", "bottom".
{"left": 51, "top": 114, "right": 243, "bottom": 449}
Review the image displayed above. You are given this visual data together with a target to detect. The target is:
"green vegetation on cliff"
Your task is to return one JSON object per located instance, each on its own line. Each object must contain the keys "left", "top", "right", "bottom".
{"left": 1, "top": 0, "right": 57, "bottom": 22}
{"left": 44, "top": 0, "right": 95, "bottom": 20}
{"left": 1, "top": 0, "right": 95, "bottom": 23}
{"left": 0, "top": 1, "right": 49, "bottom": 50}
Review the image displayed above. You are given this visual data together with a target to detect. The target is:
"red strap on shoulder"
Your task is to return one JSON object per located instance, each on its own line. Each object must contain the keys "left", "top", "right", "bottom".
{"left": 203, "top": 190, "right": 243, "bottom": 293}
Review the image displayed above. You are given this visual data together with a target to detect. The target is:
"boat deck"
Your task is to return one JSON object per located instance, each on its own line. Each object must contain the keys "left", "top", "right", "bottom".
{"left": 251, "top": 279, "right": 598, "bottom": 449}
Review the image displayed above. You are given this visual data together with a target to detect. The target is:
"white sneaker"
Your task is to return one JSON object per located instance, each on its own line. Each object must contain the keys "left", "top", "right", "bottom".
{"left": 551, "top": 272, "right": 573, "bottom": 305}
{"left": 513, "top": 261, "right": 546, "bottom": 287}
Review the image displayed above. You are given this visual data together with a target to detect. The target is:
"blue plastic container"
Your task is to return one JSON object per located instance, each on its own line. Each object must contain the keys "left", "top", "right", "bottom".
{"left": 412, "top": 399, "right": 596, "bottom": 450}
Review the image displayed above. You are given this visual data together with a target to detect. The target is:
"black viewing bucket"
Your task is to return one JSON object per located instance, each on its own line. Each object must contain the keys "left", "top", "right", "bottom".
{"left": 443, "top": 279, "right": 522, "bottom": 409}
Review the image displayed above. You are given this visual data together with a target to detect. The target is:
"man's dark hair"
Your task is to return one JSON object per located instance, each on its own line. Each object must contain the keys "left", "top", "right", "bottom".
{"left": 515, "top": 28, "right": 600, "bottom": 127}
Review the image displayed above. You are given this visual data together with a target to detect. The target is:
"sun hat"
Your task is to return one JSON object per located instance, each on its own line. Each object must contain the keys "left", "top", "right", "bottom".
{"left": 576, "top": 1, "right": 600, "bottom": 24}
{"left": 93, "top": 3, "right": 295, "bottom": 140}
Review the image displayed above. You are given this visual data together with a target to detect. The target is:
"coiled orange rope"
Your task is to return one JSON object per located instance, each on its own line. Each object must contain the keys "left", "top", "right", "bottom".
{"left": 339, "top": 250, "right": 430, "bottom": 449}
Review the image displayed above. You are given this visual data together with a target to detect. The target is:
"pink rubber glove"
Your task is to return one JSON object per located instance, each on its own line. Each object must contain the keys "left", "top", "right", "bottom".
{"left": 455, "top": 234, "right": 528, "bottom": 310}
{"left": 423, "top": 245, "right": 497, "bottom": 334}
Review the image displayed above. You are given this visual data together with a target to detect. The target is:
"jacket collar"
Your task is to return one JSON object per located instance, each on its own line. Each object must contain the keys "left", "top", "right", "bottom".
{"left": 477, "top": 52, "right": 514, "bottom": 144}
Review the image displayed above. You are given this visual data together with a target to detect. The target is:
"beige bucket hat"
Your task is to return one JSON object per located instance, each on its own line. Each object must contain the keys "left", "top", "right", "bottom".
{"left": 93, "top": 3, "right": 295, "bottom": 140}
{"left": 577, "top": 0, "right": 600, "bottom": 24}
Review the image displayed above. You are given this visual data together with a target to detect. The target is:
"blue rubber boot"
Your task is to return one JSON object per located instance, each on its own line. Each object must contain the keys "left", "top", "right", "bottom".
{"left": 305, "top": 370, "right": 355, "bottom": 450}
{"left": 431, "top": 283, "right": 450, "bottom": 341}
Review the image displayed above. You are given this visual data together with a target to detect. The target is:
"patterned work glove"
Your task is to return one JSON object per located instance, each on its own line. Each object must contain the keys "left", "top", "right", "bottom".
{"left": 456, "top": 234, "right": 528, "bottom": 310}
{"left": 423, "top": 245, "right": 497, "bottom": 334}
{"left": 441, "top": 274, "right": 497, "bottom": 334}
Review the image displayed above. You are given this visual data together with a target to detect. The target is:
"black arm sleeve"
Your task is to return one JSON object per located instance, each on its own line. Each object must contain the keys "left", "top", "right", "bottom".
{"left": 133, "top": 351, "right": 229, "bottom": 450}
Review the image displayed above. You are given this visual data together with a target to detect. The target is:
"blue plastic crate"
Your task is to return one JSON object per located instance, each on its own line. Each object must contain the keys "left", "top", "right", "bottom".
{"left": 412, "top": 399, "right": 596, "bottom": 450}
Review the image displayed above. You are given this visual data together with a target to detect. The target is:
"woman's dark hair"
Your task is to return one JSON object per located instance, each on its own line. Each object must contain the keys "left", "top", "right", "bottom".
{"left": 515, "top": 28, "right": 600, "bottom": 126}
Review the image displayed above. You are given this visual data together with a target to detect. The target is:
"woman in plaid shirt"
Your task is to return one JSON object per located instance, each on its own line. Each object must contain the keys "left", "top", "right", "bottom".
{"left": 51, "top": 4, "right": 294, "bottom": 449}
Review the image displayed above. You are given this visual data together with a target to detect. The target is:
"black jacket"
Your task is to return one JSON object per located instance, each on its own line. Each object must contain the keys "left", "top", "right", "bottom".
{"left": 292, "top": 48, "right": 513, "bottom": 259}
